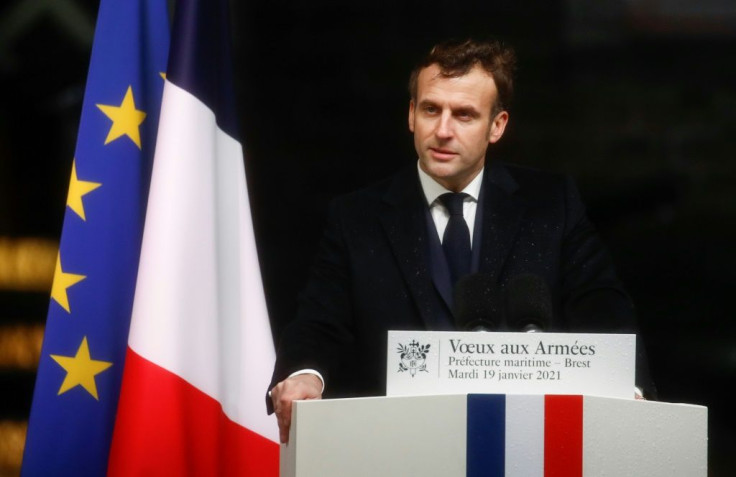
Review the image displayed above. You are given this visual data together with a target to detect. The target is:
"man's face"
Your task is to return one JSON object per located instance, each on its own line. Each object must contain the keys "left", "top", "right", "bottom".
{"left": 409, "top": 64, "right": 508, "bottom": 192}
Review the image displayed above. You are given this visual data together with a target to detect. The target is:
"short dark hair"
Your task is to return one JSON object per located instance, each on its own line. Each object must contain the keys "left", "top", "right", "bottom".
{"left": 408, "top": 38, "right": 517, "bottom": 115}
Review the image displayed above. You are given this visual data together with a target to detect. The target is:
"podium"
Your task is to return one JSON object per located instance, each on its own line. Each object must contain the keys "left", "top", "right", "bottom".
{"left": 280, "top": 394, "right": 707, "bottom": 477}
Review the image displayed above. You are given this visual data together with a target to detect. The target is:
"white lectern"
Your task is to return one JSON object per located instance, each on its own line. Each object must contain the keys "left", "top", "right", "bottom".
{"left": 281, "top": 394, "right": 707, "bottom": 477}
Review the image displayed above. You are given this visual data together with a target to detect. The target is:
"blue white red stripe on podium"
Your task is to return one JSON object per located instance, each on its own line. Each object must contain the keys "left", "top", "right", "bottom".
{"left": 466, "top": 394, "right": 583, "bottom": 477}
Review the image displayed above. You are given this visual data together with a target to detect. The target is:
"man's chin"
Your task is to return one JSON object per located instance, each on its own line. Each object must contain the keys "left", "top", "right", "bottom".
{"left": 421, "top": 157, "right": 454, "bottom": 173}
{"left": 420, "top": 159, "right": 484, "bottom": 191}
{"left": 421, "top": 165, "right": 460, "bottom": 189}
{"left": 425, "top": 163, "right": 458, "bottom": 181}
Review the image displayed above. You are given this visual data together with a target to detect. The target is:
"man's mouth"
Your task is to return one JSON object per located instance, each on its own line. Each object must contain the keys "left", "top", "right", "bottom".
{"left": 429, "top": 147, "right": 457, "bottom": 160}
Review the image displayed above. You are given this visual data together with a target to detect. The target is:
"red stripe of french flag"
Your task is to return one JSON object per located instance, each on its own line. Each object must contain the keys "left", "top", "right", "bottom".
{"left": 544, "top": 395, "right": 583, "bottom": 477}
{"left": 109, "top": 350, "right": 277, "bottom": 475}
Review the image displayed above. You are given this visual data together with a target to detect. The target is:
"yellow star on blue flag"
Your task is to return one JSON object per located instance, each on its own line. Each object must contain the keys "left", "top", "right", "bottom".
{"left": 97, "top": 86, "right": 147, "bottom": 149}
{"left": 50, "top": 337, "right": 113, "bottom": 400}
{"left": 66, "top": 159, "right": 102, "bottom": 221}
{"left": 50, "top": 253, "right": 86, "bottom": 313}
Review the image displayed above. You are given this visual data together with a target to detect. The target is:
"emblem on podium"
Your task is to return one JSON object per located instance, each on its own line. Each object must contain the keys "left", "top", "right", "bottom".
{"left": 397, "top": 340, "right": 431, "bottom": 377}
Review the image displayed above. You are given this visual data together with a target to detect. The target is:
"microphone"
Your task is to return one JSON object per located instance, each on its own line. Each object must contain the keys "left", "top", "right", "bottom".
{"left": 506, "top": 273, "right": 553, "bottom": 332}
{"left": 453, "top": 274, "right": 502, "bottom": 331}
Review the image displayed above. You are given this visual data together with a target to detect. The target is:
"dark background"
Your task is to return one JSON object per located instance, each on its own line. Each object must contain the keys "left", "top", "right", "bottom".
{"left": 1, "top": 0, "right": 734, "bottom": 475}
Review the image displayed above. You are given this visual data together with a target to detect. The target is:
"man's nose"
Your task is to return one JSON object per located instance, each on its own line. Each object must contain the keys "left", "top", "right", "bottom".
{"left": 435, "top": 112, "right": 453, "bottom": 139}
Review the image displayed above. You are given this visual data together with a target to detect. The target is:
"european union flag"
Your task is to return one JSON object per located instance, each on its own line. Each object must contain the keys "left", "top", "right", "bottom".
{"left": 22, "top": 0, "right": 169, "bottom": 475}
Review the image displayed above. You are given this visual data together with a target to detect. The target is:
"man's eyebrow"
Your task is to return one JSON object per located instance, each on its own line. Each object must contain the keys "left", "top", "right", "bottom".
{"left": 453, "top": 105, "right": 481, "bottom": 117}
{"left": 417, "top": 99, "right": 439, "bottom": 108}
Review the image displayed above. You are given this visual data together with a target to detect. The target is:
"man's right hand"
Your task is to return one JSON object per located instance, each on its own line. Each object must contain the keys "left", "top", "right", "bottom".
{"left": 270, "top": 374, "right": 323, "bottom": 443}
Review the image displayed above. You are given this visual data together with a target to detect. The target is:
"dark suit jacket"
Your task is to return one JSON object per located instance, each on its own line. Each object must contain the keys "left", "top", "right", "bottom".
{"left": 269, "top": 161, "right": 656, "bottom": 408}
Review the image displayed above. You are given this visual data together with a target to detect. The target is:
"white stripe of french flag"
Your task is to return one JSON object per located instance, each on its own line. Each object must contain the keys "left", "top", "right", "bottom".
{"left": 107, "top": 0, "right": 279, "bottom": 474}
{"left": 506, "top": 394, "right": 545, "bottom": 476}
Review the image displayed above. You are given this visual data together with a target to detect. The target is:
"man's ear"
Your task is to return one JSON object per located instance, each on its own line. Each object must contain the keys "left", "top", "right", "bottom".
{"left": 488, "top": 110, "right": 509, "bottom": 144}
{"left": 408, "top": 100, "right": 415, "bottom": 133}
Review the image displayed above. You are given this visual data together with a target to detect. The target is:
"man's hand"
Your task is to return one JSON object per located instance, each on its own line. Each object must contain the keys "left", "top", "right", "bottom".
{"left": 270, "top": 374, "right": 323, "bottom": 443}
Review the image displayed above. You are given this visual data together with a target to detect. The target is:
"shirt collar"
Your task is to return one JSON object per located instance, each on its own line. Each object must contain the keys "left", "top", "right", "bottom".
{"left": 417, "top": 160, "right": 484, "bottom": 206}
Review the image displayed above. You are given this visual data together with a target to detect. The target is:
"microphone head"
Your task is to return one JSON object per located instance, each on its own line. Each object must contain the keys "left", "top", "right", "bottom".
{"left": 506, "top": 273, "right": 553, "bottom": 332}
{"left": 453, "top": 274, "right": 501, "bottom": 331}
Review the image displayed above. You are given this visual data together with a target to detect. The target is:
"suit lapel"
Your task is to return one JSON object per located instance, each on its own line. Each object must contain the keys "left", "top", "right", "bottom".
{"left": 379, "top": 167, "right": 452, "bottom": 329}
{"left": 478, "top": 162, "right": 526, "bottom": 281}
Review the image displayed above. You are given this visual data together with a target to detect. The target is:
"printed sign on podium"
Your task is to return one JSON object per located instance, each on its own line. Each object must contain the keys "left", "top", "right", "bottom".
{"left": 387, "top": 331, "right": 635, "bottom": 398}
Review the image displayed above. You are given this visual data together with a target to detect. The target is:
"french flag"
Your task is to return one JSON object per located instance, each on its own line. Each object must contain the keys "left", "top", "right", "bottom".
{"left": 107, "top": 0, "right": 279, "bottom": 474}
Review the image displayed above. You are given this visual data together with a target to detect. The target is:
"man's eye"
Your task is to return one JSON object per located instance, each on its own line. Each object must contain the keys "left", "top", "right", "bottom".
{"left": 423, "top": 105, "right": 439, "bottom": 114}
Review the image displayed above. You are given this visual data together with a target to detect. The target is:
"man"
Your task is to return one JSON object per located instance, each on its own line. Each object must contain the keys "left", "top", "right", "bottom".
{"left": 269, "top": 39, "right": 655, "bottom": 443}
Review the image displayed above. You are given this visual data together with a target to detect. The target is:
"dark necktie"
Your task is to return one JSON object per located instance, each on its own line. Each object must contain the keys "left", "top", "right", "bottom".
{"left": 439, "top": 192, "right": 471, "bottom": 286}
